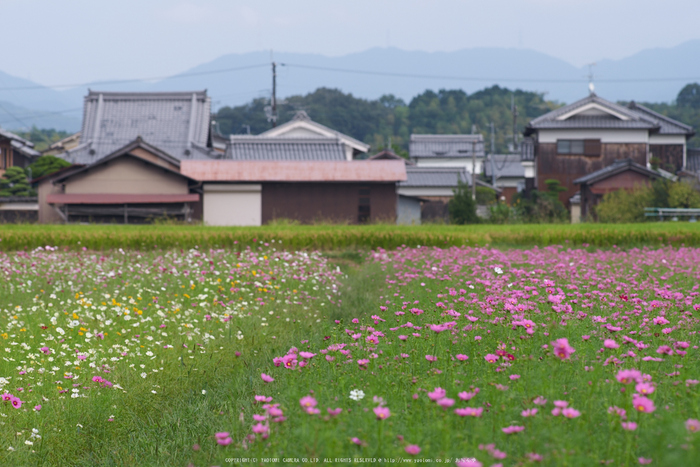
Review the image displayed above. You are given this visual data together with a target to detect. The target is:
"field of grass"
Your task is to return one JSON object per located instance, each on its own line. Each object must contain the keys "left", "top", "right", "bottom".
{"left": 1, "top": 242, "right": 699, "bottom": 466}
{"left": 2, "top": 222, "right": 700, "bottom": 251}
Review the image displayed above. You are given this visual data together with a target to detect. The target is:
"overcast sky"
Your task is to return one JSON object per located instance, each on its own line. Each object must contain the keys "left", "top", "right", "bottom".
{"left": 4, "top": 0, "right": 700, "bottom": 87}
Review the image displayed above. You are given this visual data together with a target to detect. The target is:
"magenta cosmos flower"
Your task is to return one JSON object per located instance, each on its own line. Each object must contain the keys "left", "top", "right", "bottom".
{"left": 10, "top": 396, "right": 22, "bottom": 409}
{"left": 551, "top": 338, "right": 575, "bottom": 360}
{"left": 616, "top": 369, "right": 642, "bottom": 384}
{"left": 405, "top": 444, "right": 421, "bottom": 455}
{"left": 456, "top": 354, "right": 469, "bottom": 361}
{"left": 454, "top": 407, "right": 483, "bottom": 417}
{"left": 425, "top": 355, "right": 437, "bottom": 362}
{"left": 373, "top": 406, "right": 391, "bottom": 420}
{"left": 299, "top": 396, "right": 317, "bottom": 409}
{"left": 521, "top": 408, "right": 538, "bottom": 417}
{"left": 685, "top": 419, "right": 700, "bottom": 433}
{"left": 261, "top": 373, "right": 274, "bottom": 383}
{"left": 484, "top": 354, "right": 498, "bottom": 363}
{"left": 456, "top": 460, "right": 482, "bottom": 467}
{"left": 562, "top": 408, "right": 581, "bottom": 418}
{"left": 632, "top": 395, "right": 655, "bottom": 413}
{"left": 437, "top": 398, "right": 455, "bottom": 408}
{"left": 428, "top": 387, "right": 447, "bottom": 401}
{"left": 604, "top": 339, "right": 619, "bottom": 349}
{"left": 621, "top": 422, "right": 637, "bottom": 431}
{"left": 502, "top": 425, "right": 525, "bottom": 434}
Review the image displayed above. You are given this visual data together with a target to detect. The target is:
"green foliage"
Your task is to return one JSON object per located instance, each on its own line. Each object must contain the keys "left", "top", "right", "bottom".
{"left": 14, "top": 126, "right": 71, "bottom": 152}
{"left": 475, "top": 186, "right": 497, "bottom": 205}
{"left": 0, "top": 166, "right": 35, "bottom": 197}
{"left": 488, "top": 203, "right": 512, "bottom": 224}
{"left": 545, "top": 179, "right": 567, "bottom": 193}
{"left": 677, "top": 83, "right": 700, "bottom": 109}
{"left": 215, "top": 86, "right": 559, "bottom": 154}
{"left": 596, "top": 187, "right": 653, "bottom": 223}
{"left": 448, "top": 181, "right": 479, "bottom": 224}
{"left": 668, "top": 180, "right": 700, "bottom": 208}
{"left": 27, "top": 155, "right": 71, "bottom": 179}
{"left": 596, "top": 179, "right": 700, "bottom": 222}
{"left": 513, "top": 190, "right": 568, "bottom": 223}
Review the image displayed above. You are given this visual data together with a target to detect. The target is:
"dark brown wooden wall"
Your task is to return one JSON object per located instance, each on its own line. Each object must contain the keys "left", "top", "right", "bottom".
{"left": 261, "top": 183, "right": 397, "bottom": 224}
{"left": 536, "top": 142, "right": 647, "bottom": 207}
{"left": 649, "top": 144, "right": 683, "bottom": 173}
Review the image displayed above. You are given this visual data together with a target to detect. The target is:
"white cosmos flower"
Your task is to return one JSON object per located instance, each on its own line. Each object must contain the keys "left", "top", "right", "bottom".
{"left": 349, "top": 389, "right": 365, "bottom": 401}
{"left": 494, "top": 267, "right": 503, "bottom": 275}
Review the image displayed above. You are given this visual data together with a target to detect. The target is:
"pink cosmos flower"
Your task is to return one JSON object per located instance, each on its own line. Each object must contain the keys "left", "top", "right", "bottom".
{"left": 357, "top": 359, "right": 370, "bottom": 367}
{"left": 526, "top": 453, "right": 543, "bottom": 462}
{"left": 562, "top": 408, "right": 581, "bottom": 418}
{"left": 216, "top": 436, "right": 233, "bottom": 446}
{"left": 533, "top": 396, "right": 547, "bottom": 405}
{"left": 657, "top": 345, "right": 673, "bottom": 355}
{"left": 437, "top": 398, "right": 455, "bottom": 408}
{"left": 299, "top": 396, "right": 318, "bottom": 409}
{"left": 373, "top": 406, "right": 391, "bottom": 420}
{"left": 299, "top": 352, "right": 316, "bottom": 359}
{"left": 621, "top": 422, "right": 637, "bottom": 431}
{"left": 632, "top": 395, "right": 655, "bottom": 413}
{"left": 521, "top": 408, "right": 538, "bottom": 417}
{"left": 456, "top": 460, "right": 482, "bottom": 467}
{"left": 551, "top": 338, "right": 575, "bottom": 360}
{"left": 554, "top": 400, "right": 569, "bottom": 408}
{"left": 428, "top": 387, "right": 447, "bottom": 401}
{"left": 327, "top": 408, "right": 342, "bottom": 417}
{"left": 399, "top": 335, "right": 408, "bottom": 340}
{"left": 616, "top": 369, "right": 643, "bottom": 384}
{"left": 405, "top": 445, "right": 421, "bottom": 455}
{"left": 484, "top": 354, "right": 498, "bottom": 363}
{"left": 686, "top": 419, "right": 700, "bottom": 433}
{"left": 456, "top": 354, "right": 469, "bottom": 361}
{"left": 509, "top": 374, "right": 520, "bottom": 380}
{"left": 502, "top": 425, "right": 525, "bottom": 434}
{"left": 604, "top": 339, "right": 619, "bottom": 349}
{"left": 458, "top": 391, "right": 477, "bottom": 401}
{"left": 635, "top": 382, "right": 655, "bottom": 395}
{"left": 10, "top": 397, "right": 22, "bottom": 409}
{"left": 1, "top": 393, "right": 12, "bottom": 402}
{"left": 261, "top": 373, "right": 274, "bottom": 383}
{"left": 638, "top": 458, "right": 652, "bottom": 465}
{"left": 351, "top": 437, "right": 363, "bottom": 445}
{"left": 305, "top": 407, "right": 320, "bottom": 415}
{"left": 425, "top": 355, "right": 437, "bottom": 362}
{"left": 252, "top": 423, "right": 269, "bottom": 434}
{"left": 34, "top": 405, "right": 41, "bottom": 411}
{"left": 254, "top": 395, "right": 272, "bottom": 403}
{"left": 608, "top": 406, "right": 627, "bottom": 419}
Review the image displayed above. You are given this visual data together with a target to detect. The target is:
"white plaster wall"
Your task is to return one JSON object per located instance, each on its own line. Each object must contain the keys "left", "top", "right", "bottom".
{"left": 398, "top": 187, "right": 455, "bottom": 197}
{"left": 648, "top": 134, "right": 686, "bottom": 145}
{"left": 537, "top": 129, "right": 649, "bottom": 144}
{"left": 414, "top": 158, "right": 484, "bottom": 174}
{"left": 203, "top": 184, "right": 261, "bottom": 226}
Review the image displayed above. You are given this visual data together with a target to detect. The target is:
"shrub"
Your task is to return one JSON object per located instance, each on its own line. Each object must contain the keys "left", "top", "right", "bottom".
{"left": 27, "top": 155, "right": 71, "bottom": 180}
{"left": 449, "top": 181, "right": 479, "bottom": 224}
{"left": 596, "top": 186, "right": 653, "bottom": 223}
{"left": 475, "top": 186, "right": 497, "bottom": 205}
{"left": 513, "top": 190, "right": 568, "bottom": 223}
{"left": 488, "top": 203, "right": 512, "bottom": 224}
{"left": 668, "top": 181, "right": 700, "bottom": 208}
{"left": 0, "top": 167, "right": 35, "bottom": 197}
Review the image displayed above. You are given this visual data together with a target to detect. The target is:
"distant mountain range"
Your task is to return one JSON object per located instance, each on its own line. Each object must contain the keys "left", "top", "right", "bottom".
{"left": 3, "top": 41, "right": 700, "bottom": 132}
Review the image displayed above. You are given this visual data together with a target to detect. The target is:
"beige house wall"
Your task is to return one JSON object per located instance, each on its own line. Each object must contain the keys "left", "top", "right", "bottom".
{"left": 38, "top": 178, "right": 65, "bottom": 224}
{"left": 203, "top": 184, "right": 262, "bottom": 226}
{"left": 129, "top": 148, "right": 180, "bottom": 172}
{"left": 65, "top": 157, "right": 189, "bottom": 195}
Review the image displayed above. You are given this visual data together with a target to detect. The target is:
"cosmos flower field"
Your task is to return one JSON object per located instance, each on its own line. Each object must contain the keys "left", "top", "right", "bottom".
{"left": 1, "top": 243, "right": 699, "bottom": 466}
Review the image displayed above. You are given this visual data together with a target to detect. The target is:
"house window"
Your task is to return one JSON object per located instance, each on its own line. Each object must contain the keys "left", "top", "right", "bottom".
{"left": 358, "top": 186, "right": 371, "bottom": 223}
{"left": 557, "top": 139, "right": 601, "bottom": 156}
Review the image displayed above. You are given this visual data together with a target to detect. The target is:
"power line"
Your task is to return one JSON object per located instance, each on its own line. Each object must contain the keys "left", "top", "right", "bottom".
{"left": 0, "top": 102, "right": 31, "bottom": 128}
{"left": 282, "top": 63, "right": 700, "bottom": 84}
{"left": 0, "top": 63, "right": 269, "bottom": 91}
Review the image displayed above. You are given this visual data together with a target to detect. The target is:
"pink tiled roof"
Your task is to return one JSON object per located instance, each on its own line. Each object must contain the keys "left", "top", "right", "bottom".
{"left": 180, "top": 160, "right": 406, "bottom": 182}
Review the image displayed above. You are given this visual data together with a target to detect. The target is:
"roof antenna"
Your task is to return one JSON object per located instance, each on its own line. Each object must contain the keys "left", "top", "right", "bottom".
{"left": 587, "top": 63, "right": 596, "bottom": 96}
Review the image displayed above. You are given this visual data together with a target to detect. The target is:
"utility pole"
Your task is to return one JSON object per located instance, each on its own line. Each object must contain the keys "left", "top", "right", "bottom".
{"left": 471, "top": 131, "right": 477, "bottom": 201}
{"left": 271, "top": 61, "right": 277, "bottom": 127}
{"left": 490, "top": 122, "right": 496, "bottom": 188}
{"left": 511, "top": 95, "right": 518, "bottom": 152}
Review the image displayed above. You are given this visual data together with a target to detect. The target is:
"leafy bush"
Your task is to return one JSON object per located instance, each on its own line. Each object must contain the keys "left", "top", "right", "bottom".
{"left": 448, "top": 181, "right": 479, "bottom": 224}
{"left": 475, "top": 186, "right": 497, "bottom": 205}
{"left": 668, "top": 181, "right": 700, "bottom": 208}
{"left": 596, "top": 186, "right": 653, "bottom": 223}
{"left": 488, "top": 203, "right": 512, "bottom": 224}
{"left": 0, "top": 167, "right": 35, "bottom": 197}
{"left": 28, "top": 155, "right": 71, "bottom": 180}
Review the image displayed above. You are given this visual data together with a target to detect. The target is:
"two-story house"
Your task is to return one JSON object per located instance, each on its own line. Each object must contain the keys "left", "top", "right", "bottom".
{"left": 522, "top": 93, "right": 694, "bottom": 208}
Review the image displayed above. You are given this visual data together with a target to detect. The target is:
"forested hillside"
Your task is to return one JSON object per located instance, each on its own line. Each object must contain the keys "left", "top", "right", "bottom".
{"left": 215, "top": 86, "right": 559, "bottom": 155}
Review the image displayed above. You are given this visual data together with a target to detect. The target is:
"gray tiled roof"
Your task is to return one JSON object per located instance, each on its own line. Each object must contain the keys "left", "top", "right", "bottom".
{"left": 226, "top": 137, "right": 346, "bottom": 161}
{"left": 627, "top": 102, "right": 695, "bottom": 135}
{"left": 60, "top": 91, "right": 213, "bottom": 164}
{"left": 573, "top": 158, "right": 660, "bottom": 185}
{"left": 484, "top": 154, "right": 525, "bottom": 178}
{"left": 400, "top": 166, "right": 472, "bottom": 187}
{"left": 526, "top": 94, "right": 693, "bottom": 135}
{"left": 409, "top": 134, "right": 485, "bottom": 159}
{"left": 0, "top": 128, "right": 39, "bottom": 157}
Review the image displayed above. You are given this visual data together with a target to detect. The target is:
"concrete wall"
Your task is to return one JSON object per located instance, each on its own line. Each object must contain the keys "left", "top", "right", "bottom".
{"left": 397, "top": 195, "right": 421, "bottom": 225}
{"left": 203, "top": 184, "right": 262, "bottom": 226}
{"left": 65, "top": 157, "right": 189, "bottom": 195}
